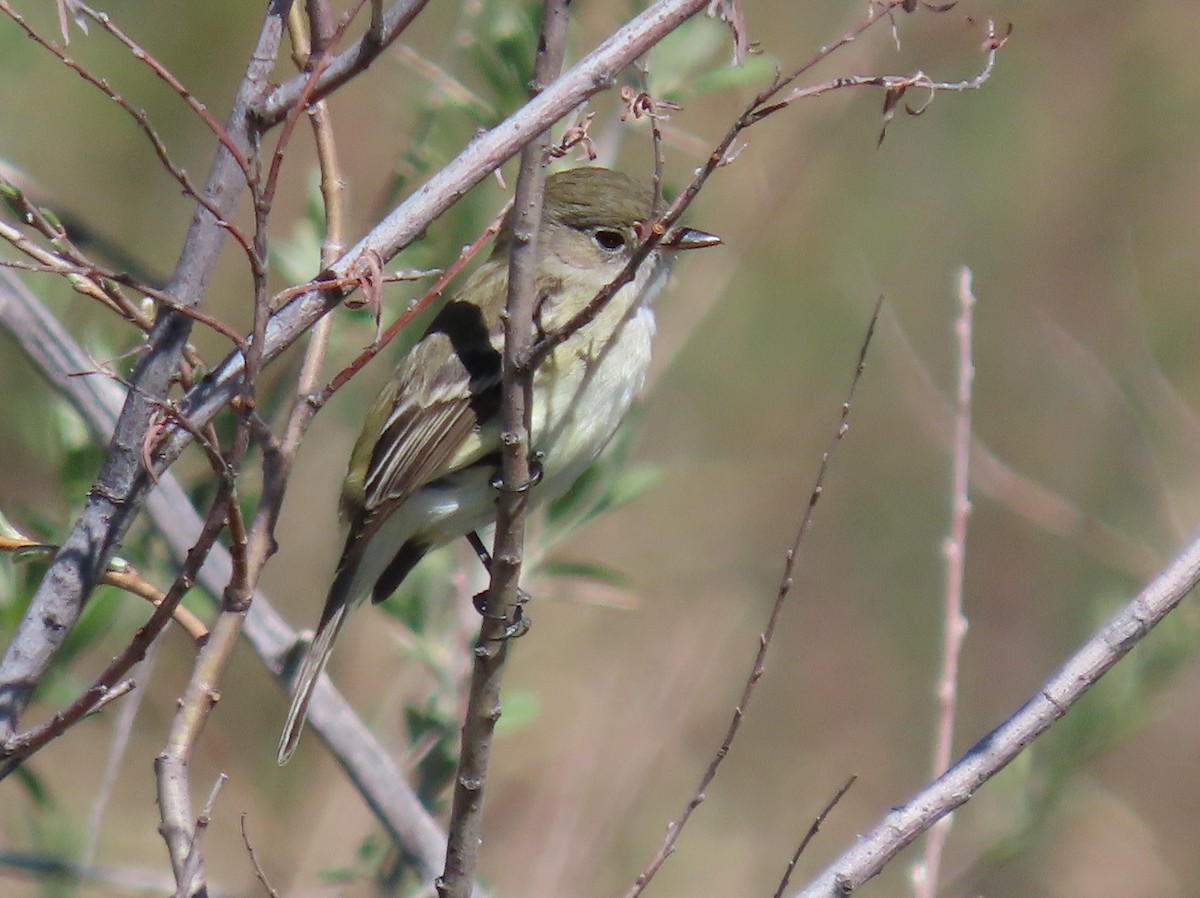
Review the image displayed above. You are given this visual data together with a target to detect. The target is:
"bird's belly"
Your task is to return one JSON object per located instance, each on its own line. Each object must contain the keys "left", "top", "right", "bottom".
{"left": 531, "top": 305, "right": 655, "bottom": 498}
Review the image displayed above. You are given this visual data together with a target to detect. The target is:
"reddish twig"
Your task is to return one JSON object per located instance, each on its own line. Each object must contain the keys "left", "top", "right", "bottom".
{"left": 313, "top": 206, "right": 510, "bottom": 407}
{"left": 0, "top": 1, "right": 259, "bottom": 267}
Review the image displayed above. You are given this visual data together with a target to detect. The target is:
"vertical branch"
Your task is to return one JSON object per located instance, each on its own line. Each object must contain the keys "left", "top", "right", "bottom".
{"left": 436, "top": 2, "right": 569, "bottom": 896}
{"left": 625, "top": 297, "right": 884, "bottom": 898}
{"left": 912, "top": 267, "right": 976, "bottom": 898}
{"left": 154, "top": 11, "right": 351, "bottom": 896}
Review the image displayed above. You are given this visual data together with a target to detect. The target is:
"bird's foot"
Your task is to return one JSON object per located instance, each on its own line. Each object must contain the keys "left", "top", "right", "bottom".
{"left": 472, "top": 587, "right": 532, "bottom": 640}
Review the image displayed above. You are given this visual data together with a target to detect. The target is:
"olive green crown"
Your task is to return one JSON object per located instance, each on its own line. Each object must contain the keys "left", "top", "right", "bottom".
{"left": 493, "top": 167, "right": 652, "bottom": 253}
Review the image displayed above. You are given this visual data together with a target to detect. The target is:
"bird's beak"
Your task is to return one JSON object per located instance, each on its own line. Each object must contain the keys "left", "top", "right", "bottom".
{"left": 662, "top": 226, "right": 722, "bottom": 251}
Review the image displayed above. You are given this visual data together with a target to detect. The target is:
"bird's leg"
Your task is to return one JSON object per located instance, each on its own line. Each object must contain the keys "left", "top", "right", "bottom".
{"left": 466, "top": 530, "right": 531, "bottom": 639}
{"left": 467, "top": 530, "right": 493, "bottom": 574}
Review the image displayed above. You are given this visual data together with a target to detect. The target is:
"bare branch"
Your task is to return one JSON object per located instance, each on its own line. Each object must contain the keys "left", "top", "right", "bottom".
{"left": 912, "top": 267, "right": 975, "bottom": 898}
{"left": 437, "top": 0, "right": 569, "bottom": 895}
{"left": 627, "top": 298, "right": 884, "bottom": 898}
{"left": 794, "top": 530, "right": 1200, "bottom": 897}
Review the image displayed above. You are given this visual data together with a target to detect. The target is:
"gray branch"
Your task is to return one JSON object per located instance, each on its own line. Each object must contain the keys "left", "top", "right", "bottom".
{"left": 0, "top": 270, "right": 451, "bottom": 885}
{"left": 0, "top": 6, "right": 284, "bottom": 739}
{"left": 795, "top": 530, "right": 1200, "bottom": 897}
{"left": 0, "top": 0, "right": 713, "bottom": 740}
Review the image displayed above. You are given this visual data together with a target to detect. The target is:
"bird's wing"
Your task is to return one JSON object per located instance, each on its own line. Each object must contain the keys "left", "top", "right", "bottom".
{"left": 355, "top": 298, "right": 505, "bottom": 536}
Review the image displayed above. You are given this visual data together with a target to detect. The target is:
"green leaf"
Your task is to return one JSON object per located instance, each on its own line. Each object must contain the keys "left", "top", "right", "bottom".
{"left": 691, "top": 54, "right": 779, "bottom": 95}
{"left": 13, "top": 765, "right": 54, "bottom": 809}
{"left": 587, "top": 462, "right": 662, "bottom": 521}
{"left": 543, "top": 460, "right": 602, "bottom": 528}
{"left": 537, "top": 559, "right": 632, "bottom": 588}
{"left": 269, "top": 170, "right": 325, "bottom": 284}
{"left": 648, "top": 15, "right": 778, "bottom": 101}
{"left": 317, "top": 867, "right": 361, "bottom": 884}
{"left": 495, "top": 688, "right": 540, "bottom": 734}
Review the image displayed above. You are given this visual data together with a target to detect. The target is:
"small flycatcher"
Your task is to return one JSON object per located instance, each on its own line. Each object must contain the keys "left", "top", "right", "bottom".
{"left": 278, "top": 167, "right": 719, "bottom": 763}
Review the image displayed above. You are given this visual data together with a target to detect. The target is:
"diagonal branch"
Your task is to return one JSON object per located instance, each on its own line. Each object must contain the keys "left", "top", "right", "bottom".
{"left": 794, "top": 529, "right": 1200, "bottom": 897}
{"left": 0, "top": 269, "right": 456, "bottom": 887}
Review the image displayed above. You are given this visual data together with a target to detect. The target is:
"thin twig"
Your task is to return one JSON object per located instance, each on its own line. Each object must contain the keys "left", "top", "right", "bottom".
{"left": 240, "top": 814, "right": 279, "bottom": 898}
{"left": 794, "top": 530, "right": 1200, "bottom": 897}
{"left": 436, "top": 1, "right": 569, "bottom": 895}
{"left": 912, "top": 267, "right": 975, "bottom": 898}
{"left": 773, "top": 775, "right": 858, "bottom": 898}
{"left": 172, "top": 773, "right": 227, "bottom": 898}
{"left": 625, "top": 297, "right": 884, "bottom": 898}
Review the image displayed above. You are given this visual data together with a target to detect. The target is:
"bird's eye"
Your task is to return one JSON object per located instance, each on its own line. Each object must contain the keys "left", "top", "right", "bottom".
{"left": 592, "top": 228, "right": 627, "bottom": 252}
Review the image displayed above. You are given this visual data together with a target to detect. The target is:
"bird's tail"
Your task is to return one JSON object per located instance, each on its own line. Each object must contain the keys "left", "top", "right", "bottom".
{"left": 276, "top": 600, "right": 348, "bottom": 764}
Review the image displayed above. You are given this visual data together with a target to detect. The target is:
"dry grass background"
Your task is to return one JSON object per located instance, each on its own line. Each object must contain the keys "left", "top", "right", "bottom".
{"left": 3, "top": 1, "right": 1200, "bottom": 897}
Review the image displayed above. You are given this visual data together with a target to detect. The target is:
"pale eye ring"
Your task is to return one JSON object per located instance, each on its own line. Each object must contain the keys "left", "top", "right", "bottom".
{"left": 592, "top": 228, "right": 627, "bottom": 253}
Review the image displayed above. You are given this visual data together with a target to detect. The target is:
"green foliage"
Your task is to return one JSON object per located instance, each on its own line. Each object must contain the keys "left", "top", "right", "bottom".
{"left": 379, "top": 0, "right": 544, "bottom": 224}
{"left": 405, "top": 698, "right": 460, "bottom": 807}
{"left": 269, "top": 170, "right": 326, "bottom": 285}
{"left": 466, "top": 0, "right": 540, "bottom": 111}
{"left": 544, "top": 412, "right": 662, "bottom": 545}
{"left": 316, "top": 837, "right": 383, "bottom": 888}
{"left": 648, "top": 15, "right": 777, "bottom": 102}
{"left": 494, "top": 687, "right": 540, "bottom": 734}
{"left": 12, "top": 765, "right": 53, "bottom": 809}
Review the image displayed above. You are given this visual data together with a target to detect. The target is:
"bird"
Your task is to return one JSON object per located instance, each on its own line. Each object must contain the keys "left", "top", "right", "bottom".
{"left": 278, "top": 166, "right": 720, "bottom": 763}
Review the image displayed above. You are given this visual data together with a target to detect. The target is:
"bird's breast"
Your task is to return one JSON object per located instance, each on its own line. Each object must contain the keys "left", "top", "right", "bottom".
{"left": 530, "top": 304, "right": 656, "bottom": 497}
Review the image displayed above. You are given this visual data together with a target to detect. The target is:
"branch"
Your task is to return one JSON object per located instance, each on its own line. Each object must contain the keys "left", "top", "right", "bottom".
{"left": 437, "top": 0, "right": 568, "bottom": 895}
{"left": 0, "top": 4, "right": 287, "bottom": 740}
{"left": 794, "top": 530, "right": 1200, "bottom": 897}
{"left": 0, "top": 271, "right": 455, "bottom": 888}
{"left": 912, "top": 267, "right": 975, "bottom": 898}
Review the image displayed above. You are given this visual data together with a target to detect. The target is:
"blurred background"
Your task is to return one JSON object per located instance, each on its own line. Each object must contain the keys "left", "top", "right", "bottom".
{"left": 3, "top": 1, "right": 1200, "bottom": 896}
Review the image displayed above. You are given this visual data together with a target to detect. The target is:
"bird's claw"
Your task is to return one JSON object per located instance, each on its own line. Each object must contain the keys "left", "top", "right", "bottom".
{"left": 489, "top": 452, "right": 545, "bottom": 492}
{"left": 471, "top": 587, "right": 532, "bottom": 640}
